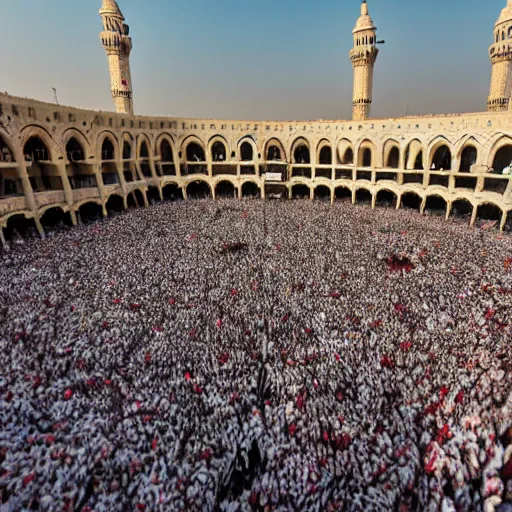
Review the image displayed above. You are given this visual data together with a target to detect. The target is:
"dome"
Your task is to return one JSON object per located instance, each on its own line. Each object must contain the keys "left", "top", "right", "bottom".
{"left": 99, "top": 0, "right": 124, "bottom": 20}
{"left": 353, "top": 1, "right": 376, "bottom": 34}
{"left": 495, "top": 0, "right": 512, "bottom": 26}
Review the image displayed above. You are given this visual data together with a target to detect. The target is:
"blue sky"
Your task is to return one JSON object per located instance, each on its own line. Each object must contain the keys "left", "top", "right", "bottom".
{"left": 0, "top": 0, "right": 506, "bottom": 120}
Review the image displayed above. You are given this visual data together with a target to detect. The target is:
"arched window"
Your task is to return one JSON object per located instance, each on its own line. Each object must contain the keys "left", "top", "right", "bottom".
{"left": 211, "top": 141, "right": 227, "bottom": 162}
{"left": 160, "top": 140, "right": 174, "bottom": 162}
{"left": 123, "top": 141, "right": 132, "bottom": 160}
{"left": 139, "top": 141, "right": 150, "bottom": 159}
{"left": 240, "top": 141, "right": 253, "bottom": 161}
{"left": 319, "top": 146, "right": 332, "bottom": 165}
{"left": 362, "top": 148, "right": 372, "bottom": 167}
{"left": 431, "top": 145, "right": 452, "bottom": 171}
{"left": 293, "top": 144, "right": 310, "bottom": 164}
{"left": 101, "top": 139, "right": 115, "bottom": 161}
{"left": 66, "top": 138, "right": 84, "bottom": 162}
{"left": 492, "top": 144, "right": 512, "bottom": 174}
{"left": 386, "top": 147, "right": 399, "bottom": 169}
{"left": 342, "top": 148, "right": 354, "bottom": 165}
{"left": 186, "top": 142, "right": 205, "bottom": 162}
{"left": 267, "top": 145, "right": 281, "bottom": 161}
{"left": 459, "top": 146, "right": 477, "bottom": 173}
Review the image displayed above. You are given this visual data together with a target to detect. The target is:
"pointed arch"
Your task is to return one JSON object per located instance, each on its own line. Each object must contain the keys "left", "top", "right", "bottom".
{"left": 356, "top": 139, "right": 376, "bottom": 167}
{"left": 383, "top": 139, "right": 401, "bottom": 169}
{"left": 20, "top": 125, "right": 59, "bottom": 162}
{"left": 291, "top": 137, "right": 311, "bottom": 164}
{"left": 181, "top": 136, "right": 206, "bottom": 162}
{"left": 62, "top": 128, "right": 92, "bottom": 160}
{"left": 338, "top": 139, "right": 354, "bottom": 165}
{"left": 208, "top": 135, "right": 230, "bottom": 163}
{"left": 317, "top": 139, "right": 333, "bottom": 165}
{"left": 264, "top": 138, "right": 287, "bottom": 161}
{"left": 404, "top": 139, "right": 424, "bottom": 170}
{"left": 238, "top": 137, "right": 257, "bottom": 162}
{"left": 427, "top": 136, "right": 453, "bottom": 171}
{"left": 488, "top": 135, "right": 512, "bottom": 173}
{"left": 96, "top": 131, "right": 120, "bottom": 161}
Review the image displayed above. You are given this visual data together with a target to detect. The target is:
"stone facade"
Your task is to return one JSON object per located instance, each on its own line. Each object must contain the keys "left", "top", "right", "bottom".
{"left": 0, "top": 0, "right": 512, "bottom": 236}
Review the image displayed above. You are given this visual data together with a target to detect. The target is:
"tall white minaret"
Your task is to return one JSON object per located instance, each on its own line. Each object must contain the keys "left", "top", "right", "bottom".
{"left": 350, "top": 1, "right": 379, "bottom": 121}
{"left": 487, "top": 0, "right": 512, "bottom": 112}
{"left": 99, "top": 0, "right": 134, "bottom": 115}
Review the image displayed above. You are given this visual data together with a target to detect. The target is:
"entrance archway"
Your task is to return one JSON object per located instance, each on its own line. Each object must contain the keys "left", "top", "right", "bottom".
{"left": 187, "top": 181, "right": 211, "bottom": 199}
{"left": 216, "top": 181, "right": 237, "bottom": 199}
{"left": 401, "top": 192, "right": 422, "bottom": 210}
{"left": 101, "top": 138, "right": 119, "bottom": 185}
{"left": 24, "top": 136, "right": 62, "bottom": 192}
{"left": 291, "top": 184, "right": 310, "bottom": 199}
{"left": 476, "top": 203, "right": 502, "bottom": 223}
{"left": 314, "top": 185, "right": 330, "bottom": 201}
{"left": 241, "top": 182, "right": 261, "bottom": 198}
{"left": 430, "top": 145, "right": 452, "bottom": 170}
{"left": 459, "top": 146, "right": 477, "bottom": 173}
{"left": 162, "top": 183, "right": 184, "bottom": 201}
{"left": 40, "top": 206, "right": 72, "bottom": 230}
{"left": 78, "top": 202, "right": 103, "bottom": 224}
{"left": 375, "top": 190, "right": 397, "bottom": 208}
{"left": 334, "top": 187, "right": 352, "bottom": 201}
{"left": 355, "top": 188, "right": 372, "bottom": 204}
{"left": 106, "top": 194, "right": 124, "bottom": 215}
{"left": 424, "top": 195, "right": 447, "bottom": 216}
{"left": 451, "top": 199, "right": 473, "bottom": 218}
{"left": 491, "top": 145, "right": 512, "bottom": 174}
{"left": 66, "top": 137, "right": 96, "bottom": 190}
{"left": 147, "top": 186, "right": 160, "bottom": 204}
{"left": 4, "top": 215, "right": 38, "bottom": 241}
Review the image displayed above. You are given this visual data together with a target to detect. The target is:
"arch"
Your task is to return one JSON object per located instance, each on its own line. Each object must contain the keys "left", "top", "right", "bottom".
{"left": 239, "top": 138, "right": 256, "bottom": 162}
{"left": 490, "top": 143, "right": 512, "bottom": 174}
{"left": 183, "top": 137, "right": 206, "bottom": 162}
{"left": 157, "top": 136, "right": 177, "bottom": 177}
{"left": 317, "top": 140, "right": 333, "bottom": 165}
{"left": 62, "top": 128, "right": 91, "bottom": 159}
{"left": 137, "top": 134, "right": 153, "bottom": 160}
{"left": 3, "top": 214, "right": 37, "bottom": 241}
{"left": 400, "top": 192, "right": 422, "bottom": 210}
{"left": 241, "top": 181, "right": 261, "bottom": 198}
{"left": 105, "top": 194, "right": 125, "bottom": 214}
{"left": 215, "top": 180, "right": 237, "bottom": 199}
{"left": 0, "top": 133, "right": 21, "bottom": 198}
{"left": 404, "top": 139, "right": 424, "bottom": 170}
{"left": 383, "top": 140, "right": 401, "bottom": 169}
{"left": 146, "top": 186, "right": 160, "bottom": 204}
{"left": 209, "top": 136, "right": 228, "bottom": 162}
{"left": 159, "top": 138, "right": 174, "bottom": 163}
{"left": 424, "top": 195, "right": 447, "bottom": 216}
{"left": 122, "top": 136, "right": 133, "bottom": 160}
{"left": 65, "top": 137, "right": 97, "bottom": 190}
{"left": 40, "top": 206, "right": 72, "bottom": 230}
{"left": 313, "top": 185, "right": 331, "bottom": 201}
{"left": 357, "top": 140, "right": 376, "bottom": 167}
{"left": 162, "top": 182, "right": 184, "bottom": 201}
{"left": 291, "top": 184, "right": 311, "bottom": 199}
{"left": 334, "top": 186, "right": 352, "bottom": 201}
{"left": 20, "top": 125, "right": 58, "bottom": 162}
{"left": 265, "top": 138, "right": 287, "bottom": 161}
{"left": 338, "top": 139, "right": 354, "bottom": 165}
{"left": 96, "top": 131, "right": 120, "bottom": 161}
{"left": 100, "top": 137, "right": 121, "bottom": 185}
{"left": 127, "top": 189, "right": 145, "bottom": 208}
{"left": 451, "top": 198, "right": 474, "bottom": 218}
{"left": 100, "top": 135, "right": 117, "bottom": 161}
{"left": 476, "top": 202, "right": 502, "bottom": 224}
{"left": 355, "top": 187, "right": 372, "bottom": 204}
{"left": 77, "top": 201, "right": 103, "bottom": 224}
{"left": 24, "top": 136, "right": 62, "bottom": 192}
{"left": 458, "top": 145, "right": 477, "bottom": 173}
{"left": 428, "top": 138, "right": 452, "bottom": 170}
{"left": 291, "top": 138, "right": 311, "bottom": 164}
{"left": 186, "top": 180, "right": 212, "bottom": 199}
{"left": 375, "top": 189, "right": 398, "bottom": 208}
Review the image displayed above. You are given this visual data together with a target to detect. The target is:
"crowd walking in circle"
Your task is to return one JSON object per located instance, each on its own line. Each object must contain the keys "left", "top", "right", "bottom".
{"left": 0, "top": 198, "right": 511, "bottom": 511}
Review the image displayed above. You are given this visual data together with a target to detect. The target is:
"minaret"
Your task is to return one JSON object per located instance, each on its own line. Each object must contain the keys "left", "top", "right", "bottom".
{"left": 487, "top": 0, "right": 512, "bottom": 112}
{"left": 99, "top": 0, "right": 134, "bottom": 115}
{"left": 350, "top": 1, "right": 379, "bottom": 121}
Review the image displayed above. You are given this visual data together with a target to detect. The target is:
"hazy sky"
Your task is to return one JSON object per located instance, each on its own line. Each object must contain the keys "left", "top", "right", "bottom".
{"left": 0, "top": 0, "right": 506, "bottom": 121}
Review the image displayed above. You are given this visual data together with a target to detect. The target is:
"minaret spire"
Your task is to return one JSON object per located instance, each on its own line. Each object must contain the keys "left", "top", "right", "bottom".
{"left": 350, "top": 1, "right": 379, "bottom": 121}
{"left": 487, "top": 0, "right": 512, "bottom": 111}
{"left": 100, "top": 0, "right": 134, "bottom": 115}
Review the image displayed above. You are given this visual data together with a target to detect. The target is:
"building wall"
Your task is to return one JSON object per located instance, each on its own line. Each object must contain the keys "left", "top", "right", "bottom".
{"left": 1, "top": 92, "right": 511, "bottom": 233}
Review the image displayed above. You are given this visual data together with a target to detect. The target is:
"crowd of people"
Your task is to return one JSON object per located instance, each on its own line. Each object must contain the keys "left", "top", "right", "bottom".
{"left": 0, "top": 197, "right": 511, "bottom": 511}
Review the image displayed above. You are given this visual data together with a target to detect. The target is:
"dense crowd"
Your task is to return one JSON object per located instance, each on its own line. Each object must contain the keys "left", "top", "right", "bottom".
{"left": 0, "top": 198, "right": 511, "bottom": 512}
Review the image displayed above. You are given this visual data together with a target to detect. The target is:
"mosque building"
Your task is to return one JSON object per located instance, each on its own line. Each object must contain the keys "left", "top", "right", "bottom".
{"left": 1, "top": 0, "right": 512, "bottom": 241}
